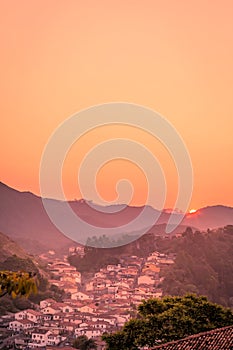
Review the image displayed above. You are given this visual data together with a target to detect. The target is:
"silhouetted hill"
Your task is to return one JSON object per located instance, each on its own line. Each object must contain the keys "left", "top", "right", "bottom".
{"left": 0, "top": 182, "right": 76, "bottom": 255}
{"left": 0, "top": 182, "right": 232, "bottom": 254}
{"left": 183, "top": 205, "right": 233, "bottom": 230}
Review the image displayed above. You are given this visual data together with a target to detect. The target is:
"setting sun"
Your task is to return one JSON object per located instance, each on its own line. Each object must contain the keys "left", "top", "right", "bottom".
{"left": 189, "top": 209, "right": 197, "bottom": 214}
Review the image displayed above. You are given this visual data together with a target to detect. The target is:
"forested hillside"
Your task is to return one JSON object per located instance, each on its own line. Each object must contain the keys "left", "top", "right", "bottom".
{"left": 68, "top": 225, "right": 233, "bottom": 307}
{"left": 158, "top": 225, "right": 233, "bottom": 307}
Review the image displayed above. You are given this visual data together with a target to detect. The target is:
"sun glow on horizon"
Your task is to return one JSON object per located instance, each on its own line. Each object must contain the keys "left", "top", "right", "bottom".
{"left": 189, "top": 209, "right": 197, "bottom": 214}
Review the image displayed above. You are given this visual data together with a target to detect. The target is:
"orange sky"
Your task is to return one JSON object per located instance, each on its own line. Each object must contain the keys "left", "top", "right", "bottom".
{"left": 0, "top": 0, "right": 233, "bottom": 210}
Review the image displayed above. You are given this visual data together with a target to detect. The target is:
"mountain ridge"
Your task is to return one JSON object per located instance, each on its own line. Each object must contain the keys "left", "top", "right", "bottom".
{"left": 0, "top": 181, "right": 232, "bottom": 255}
{"left": 1, "top": 181, "right": 232, "bottom": 212}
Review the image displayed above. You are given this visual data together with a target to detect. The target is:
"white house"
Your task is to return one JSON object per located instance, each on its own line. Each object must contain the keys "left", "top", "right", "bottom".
{"left": 9, "top": 319, "right": 34, "bottom": 331}
{"left": 92, "top": 315, "right": 116, "bottom": 326}
{"left": 138, "top": 275, "right": 155, "bottom": 286}
{"left": 14, "top": 310, "right": 27, "bottom": 320}
{"left": 46, "top": 333, "right": 62, "bottom": 346}
{"left": 60, "top": 271, "right": 81, "bottom": 284}
{"left": 39, "top": 299, "right": 55, "bottom": 309}
{"left": 78, "top": 305, "right": 95, "bottom": 314}
{"left": 41, "top": 306, "right": 60, "bottom": 315}
{"left": 76, "top": 322, "right": 89, "bottom": 331}
{"left": 61, "top": 304, "right": 74, "bottom": 313}
{"left": 26, "top": 309, "right": 42, "bottom": 323}
{"left": 78, "top": 328, "right": 102, "bottom": 338}
{"left": 29, "top": 329, "right": 49, "bottom": 348}
{"left": 63, "top": 315, "right": 82, "bottom": 325}
{"left": 28, "top": 330, "right": 61, "bottom": 348}
{"left": 71, "top": 291, "right": 91, "bottom": 301}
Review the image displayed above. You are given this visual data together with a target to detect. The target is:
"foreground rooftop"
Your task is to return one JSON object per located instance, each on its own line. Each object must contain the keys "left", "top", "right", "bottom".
{"left": 151, "top": 325, "right": 233, "bottom": 350}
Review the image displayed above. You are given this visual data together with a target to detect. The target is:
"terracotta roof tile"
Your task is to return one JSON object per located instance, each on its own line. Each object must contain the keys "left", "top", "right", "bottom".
{"left": 151, "top": 325, "right": 233, "bottom": 350}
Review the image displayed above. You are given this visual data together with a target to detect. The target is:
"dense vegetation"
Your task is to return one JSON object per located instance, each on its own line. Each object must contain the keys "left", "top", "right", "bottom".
{"left": 0, "top": 255, "right": 64, "bottom": 314}
{"left": 0, "top": 271, "right": 37, "bottom": 298}
{"left": 158, "top": 225, "right": 233, "bottom": 307}
{"left": 69, "top": 226, "right": 233, "bottom": 307}
{"left": 86, "top": 234, "right": 140, "bottom": 248}
{"left": 103, "top": 294, "right": 233, "bottom": 349}
{"left": 68, "top": 233, "right": 156, "bottom": 274}
{"left": 68, "top": 248, "right": 120, "bottom": 274}
{"left": 73, "top": 335, "right": 97, "bottom": 349}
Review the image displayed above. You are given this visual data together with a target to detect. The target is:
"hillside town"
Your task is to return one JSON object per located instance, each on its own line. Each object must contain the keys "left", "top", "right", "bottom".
{"left": 0, "top": 247, "right": 175, "bottom": 349}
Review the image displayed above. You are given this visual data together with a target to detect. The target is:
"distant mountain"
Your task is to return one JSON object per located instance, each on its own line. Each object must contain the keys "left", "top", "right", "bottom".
{"left": 0, "top": 182, "right": 232, "bottom": 255}
{"left": 0, "top": 182, "right": 76, "bottom": 255}
{"left": 183, "top": 205, "right": 233, "bottom": 230}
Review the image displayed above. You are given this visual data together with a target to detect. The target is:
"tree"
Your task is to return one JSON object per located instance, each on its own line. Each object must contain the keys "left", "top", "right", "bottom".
{"left": 73, "top": 335, "right": 97, "bottom": 350}
{"left": 0, "top": 271, "right": 37, "bottom": 298}
{"left": 184, "top": 227, "right": 193, "bottom": 235}
{"left": 159, "top": 226, "right": 233, "bottom": 306}
{"left": 103, "top": 294, "right": 233, "bottom": 349}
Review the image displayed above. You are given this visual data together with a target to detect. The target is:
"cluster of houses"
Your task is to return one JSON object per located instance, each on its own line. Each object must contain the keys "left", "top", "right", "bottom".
{"left": 1, "top": 249, "right": 174, "bottom": 349}
{"left": 46, "top": 248, "right": 175, "bottom": 309}
{"left": 7, "top": 300, "right": 114, "bottom": 349}
{"left": 47, "top": 261, "right": 81, "bottom": 295}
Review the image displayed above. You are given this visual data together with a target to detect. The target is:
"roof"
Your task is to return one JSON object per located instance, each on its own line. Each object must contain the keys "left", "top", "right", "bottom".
{"left": 32, "top": 329, "right": 51, "bottom": 335}
{"left": 47, "top": 347, "right": 76, "bottom": 350}
{"left": 151, "top": 325, "right": 233, "bottom": 350}
{"left": 51, "top": 302, "right": 67, "bottom": 308}
{"left": 11, "top": 319, "right": 34, "bottom": 325}
{"left": 26, "top": 309, "right": 42, "bottom": 316}
{"left": 40, "top": 298, "right": 55, "bottom": 304}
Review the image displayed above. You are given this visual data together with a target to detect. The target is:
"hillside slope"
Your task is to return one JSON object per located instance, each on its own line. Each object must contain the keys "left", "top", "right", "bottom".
{"left": 0, "top": 182, "right": 76, "bottom": 254}
{"left": 0, "top": 231, "right": 33, "bottom": 262}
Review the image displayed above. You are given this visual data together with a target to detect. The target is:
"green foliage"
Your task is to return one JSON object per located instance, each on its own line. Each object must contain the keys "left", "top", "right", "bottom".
{"left": 0, "top": 270, "right": 37, "bottom": 298}
{"left": 103, "top": 294, "right": 233, "bottom": 349}
{"left": 69, "top": 226, "right": 233, "bottom": 307}
{"left": 103, "top": 330, "right": 139, "bottom": 350}
{"left": 0, "top": 255, "right": 64, "bottom": 314}
{"left": 86, "top": 234, "right": 139, "bottom": 248}
{"left": 158, "top": 225, "right": 233, "bottom": 306}
{"left": 68, "top": 233, "right": 157, "bottom": 275}
{"left": 68, "top": 248, "right": 120, "bottom": 273}
{"left": 73, "top": 335, "right": 97, "bottom": 349}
